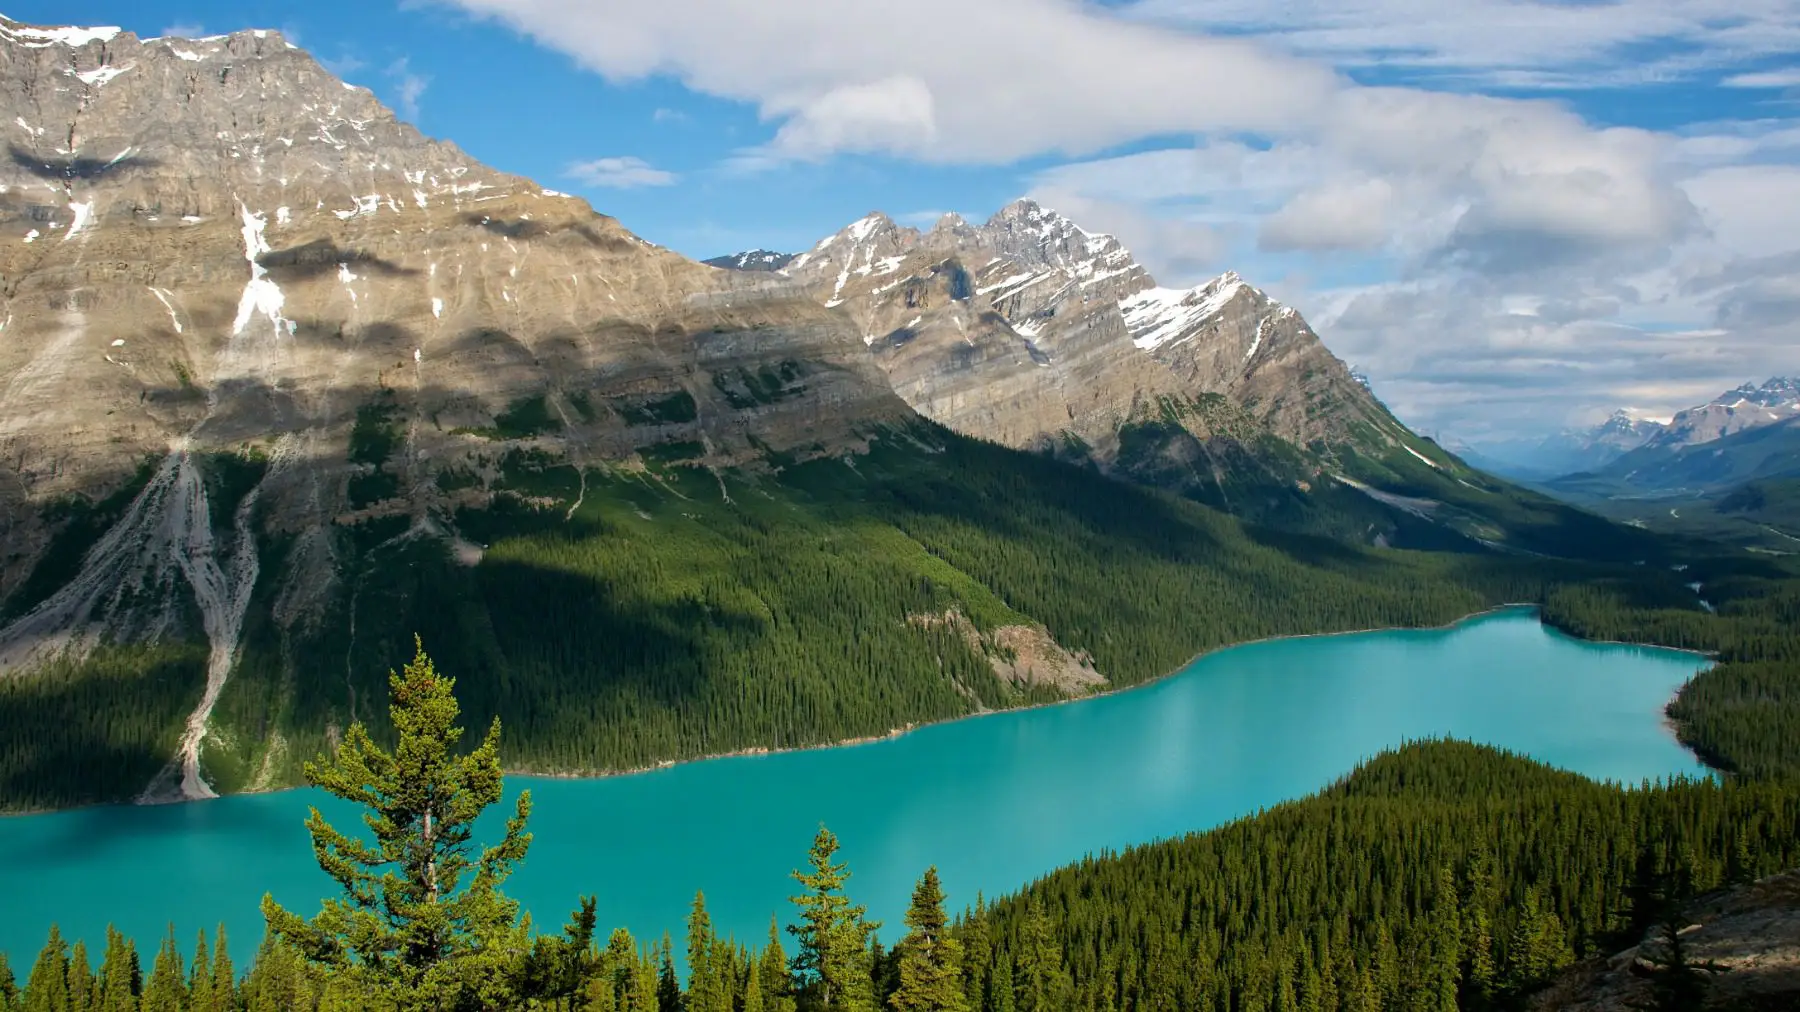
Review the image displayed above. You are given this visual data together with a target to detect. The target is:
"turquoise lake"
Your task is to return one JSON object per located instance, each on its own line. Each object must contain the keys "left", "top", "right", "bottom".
{"left": 0, "top": 609, "right": 1712, "bottom": 965}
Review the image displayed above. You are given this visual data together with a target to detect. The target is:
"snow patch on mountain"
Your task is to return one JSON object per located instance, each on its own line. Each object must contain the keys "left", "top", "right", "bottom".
{"left": 1122, "top": 273, "right": 1249, "bottom": 351}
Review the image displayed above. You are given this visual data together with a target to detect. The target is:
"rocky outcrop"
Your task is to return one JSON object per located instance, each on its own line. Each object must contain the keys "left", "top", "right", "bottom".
{"left": 1531, "top": 870, "right": 1800, "bottom": 1010}
{"left": 765, "top": 200, "right": 1409, "bottom": 471}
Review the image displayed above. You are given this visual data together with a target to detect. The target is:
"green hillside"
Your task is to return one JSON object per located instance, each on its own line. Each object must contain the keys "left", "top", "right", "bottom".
{"left": 0, "top": 419, "right": 1686, "bottom": 811}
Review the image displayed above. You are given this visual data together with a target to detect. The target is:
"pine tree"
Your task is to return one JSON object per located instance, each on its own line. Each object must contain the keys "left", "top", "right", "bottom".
{"left": 140, "top": 927, "right": 187, "bottom": 1012}
{"left": 0, "top": 953, "right": 18, "bottom": 1012}
{"left": 96, "top": 927, "right": 137, "bottom": 1012}
{"left": 686, "top": 892, "right": 728, "bottom": 1012}
{"left": 626, "top": 943, "right": 659, "bottom": 1012}
{"left": 987, "top": 957, "right": 1014, "bottom": 1012}
{"left": 760, "top": 919, "right": 795, "bottom": 1012}
{"left": 1421, "top": 866, "right": 1462, "bottom": 1012}
{"left": 1501, "top": 890, "right": 1570, "bottom": 993}
{"left": 1630, "top": 910, "right": 1730, "bottom": 1012}
{"left": 655, "top": 935, "right": 681, "bottom": 1012}
{"left": 208, "top": 926, "right": 234, "bottom": 1012}
{"left": 744, "top": 958, "right": 765, "bottom": 1012}
{"left": 1012, "top": 903, "right": 1066, "bottom": 1012}
{"left": 64, "top": 941, "right": 92, "bottom": 1012}
{"left": 188, "top": 931, "right": 214, "bottom": 1012}
{"left": 788, "top": 826, "right": 878, "bottom": 1011}
{"left": 261, "top": 639, "right": 533, "bottom": 1009}
{"left": 22, "top": 925, "right": 70, "bottom": 1012}
{"left": 890, "top": 868, "right": 967, "bottom": 1012}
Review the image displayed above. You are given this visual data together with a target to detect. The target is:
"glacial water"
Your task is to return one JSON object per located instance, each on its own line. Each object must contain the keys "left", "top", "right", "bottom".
{"left": 0, "top": 609, "right": 1711, "bottom": 965}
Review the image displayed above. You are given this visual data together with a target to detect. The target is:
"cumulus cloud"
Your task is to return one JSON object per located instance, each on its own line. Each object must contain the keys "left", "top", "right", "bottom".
{"left": 437, "top": 0, "right": 1799, "bottom": 438}
{"left": 565, "top": 156, "right": 678, "bottom": 189}
{"left": 436, "top": 0, "right": 1339, "bottom": 163}
{"left": 1260, "top": 179, "right": 1395, "bottom": 252}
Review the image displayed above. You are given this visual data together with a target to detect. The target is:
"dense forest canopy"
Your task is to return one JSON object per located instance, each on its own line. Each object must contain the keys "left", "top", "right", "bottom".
{"left": 6, "top": 426, "right": 1791, "bottom": 812}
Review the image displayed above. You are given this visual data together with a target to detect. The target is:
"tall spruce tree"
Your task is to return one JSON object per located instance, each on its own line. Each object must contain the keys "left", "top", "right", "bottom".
{"left": 760, "top": 918, "right": 795, "bottom": 1012}
{"left": 788, "top": 827, "right": 878, "bottom": 1012}
{"left": 207, "top": 927, "right": 234, "bottom": 1012}
{"left": 140, "top": 927, "right": 186, "bottom": 1012}
{"left": 187, "top": 931, "right": 213, "bottom": 1012}
{"left": 64, "top": 941, "right": 92, "bottom": 1012}
{"left": 22, "top": 924, "right": 69, "bottom": 1012}
{"left": 686, "top": 892, "right": 728, "bottom": 1012}
{"left": 95, "top": 927, "right": 136, "bottom": 1012}
{"left": 261, "top": 638, "right": 533, "bottom": 1009}
{"left": 655, "top": 934, "right": 681, "bottom": 1012}
{"left": 889, "top": 868, "right": 967, "bottom": 1012}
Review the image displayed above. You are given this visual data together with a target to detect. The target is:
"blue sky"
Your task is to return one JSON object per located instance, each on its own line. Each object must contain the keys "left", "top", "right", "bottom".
{"left": 14, "top": 0, "right": 1800, "bottom": 439}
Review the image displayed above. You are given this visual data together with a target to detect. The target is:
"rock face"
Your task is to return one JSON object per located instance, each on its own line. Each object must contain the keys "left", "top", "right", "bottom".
{"left": 0, "top": 15, "right": 910, "bottom": 746}
{"left": 753, "top": 200, "right": 1409, "bottom": 479}
{"left": 1531, "top": 870, "right": 1800, "bottom": 1011}
{"left": 1648, "top": 378, "right": 1800, "bottom": 452}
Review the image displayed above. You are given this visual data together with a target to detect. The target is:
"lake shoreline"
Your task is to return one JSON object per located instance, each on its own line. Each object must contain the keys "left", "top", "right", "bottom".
{"left": 0, "top": 602, "right": 1717, "bottom": 818}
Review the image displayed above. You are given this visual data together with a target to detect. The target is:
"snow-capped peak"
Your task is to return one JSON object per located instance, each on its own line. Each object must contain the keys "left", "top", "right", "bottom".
{"left": 845, "top": 212, "right": 895, "bottom": 244}
{"left": 1121, "top": 272, "right": 1255, "bottom": 352}
{"left": 0, "top": 15, "right": 122, "bottom": 48}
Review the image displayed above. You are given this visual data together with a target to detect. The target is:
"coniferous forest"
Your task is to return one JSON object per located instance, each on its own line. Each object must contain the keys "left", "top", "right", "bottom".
{"left": 6, "top": 425, "right": 1789, "bottom": 810}
{"left": 2, "top": 645, "right": 1795, "bottom": 1012}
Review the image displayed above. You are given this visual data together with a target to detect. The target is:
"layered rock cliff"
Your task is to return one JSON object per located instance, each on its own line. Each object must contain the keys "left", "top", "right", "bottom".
{"left": 0, "top": 14, "right": 913, "bottom": 796}
{"left": 749, "top": 199, "right": 1423, "bottom": 501}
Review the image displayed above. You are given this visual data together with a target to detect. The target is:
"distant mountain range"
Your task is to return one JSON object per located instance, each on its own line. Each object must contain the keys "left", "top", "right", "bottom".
{"left": 1460, "top": 378, "right": 1799, "bottom": 484}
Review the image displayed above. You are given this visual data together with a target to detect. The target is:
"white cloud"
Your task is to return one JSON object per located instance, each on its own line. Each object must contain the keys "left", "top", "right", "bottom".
{"left": 1724, "top": 68, "right": 1800, "bottom": 89}
{"left": 159, "top": 22, "right": 206, "bottom": 39}
{"left": 385, "top": 58, "right": 431, "bottom": 122}
{"left": 1128, "top": 0, "right": 1800, "bottom": 88}
{"left": 440, "top": 0, "right": 1800, "bottom": 438}
{"left": 438, "top": 0, "right": 1339, "bottom": 163}
{"left": 565, "top": 156, "right": 678, "bottom": 189}
{"left": 652, "top": 107, "right": 689, "bottom": 124}
{"left": 1260, "top": 178, "right": 1395, "bottom": 251}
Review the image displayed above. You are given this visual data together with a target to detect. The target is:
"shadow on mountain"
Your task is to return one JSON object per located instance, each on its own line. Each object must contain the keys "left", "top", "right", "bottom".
{"left": 258, "top": 239, "right": 422, "bottom": 280}
{"left": 0, "top": 647, "right": 205, "bottom": 818}
{"left": 461, "top": 212, "right": 640, "bottom": 254}
{"left": 463, "top": 213, "right": 550, "bottom": 240}
{"left": 7, "top": 144, "right": 159, "bottom": 183}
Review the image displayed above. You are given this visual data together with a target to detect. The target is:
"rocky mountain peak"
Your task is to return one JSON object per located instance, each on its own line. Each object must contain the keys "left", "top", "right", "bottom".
{"left": 763, "top": 197, "right": 1395, "bottom": 462}
{"left": 0, "top": 9, "right": 911, "bottom": 714}
{"left": 1727, "top": 377, "right": 1800, "bottom": 408}
{"left": 1643, "top": 376, "right": 1800, "bottom": 452}
{"left": 703, "top": 249, "right": 794, "bottom": 272}
{"left": 974, "top": 199, "right": 1151, "bottom": 299}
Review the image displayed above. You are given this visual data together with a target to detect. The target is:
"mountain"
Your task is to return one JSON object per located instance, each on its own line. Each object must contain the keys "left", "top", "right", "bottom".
{"left": 1546, "top": 380, "right": 1800, "bottom": 501}
{"left": 0, "top": 13, "right": 922, "bottom": 805}
{"left": 702, "top": 249, "right": 794, "bottom": 272}
{"left": 1643, "top": 377, "right": 1800, "bottom": 452}
{"left": 1455, "top": 410, "right": 1667, "bottom": 480}
{"left": 0, "top": 13, "right": 1673, "bottom": 812}
{"left": 717, "top": 202, "right": 1647, "bottom": 556}
{"left": 765, "top": 202, "right": 1392, "bottom": 458}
